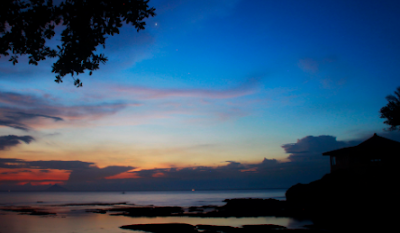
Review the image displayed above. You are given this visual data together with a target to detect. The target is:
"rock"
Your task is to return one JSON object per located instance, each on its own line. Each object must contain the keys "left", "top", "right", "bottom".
{"left": 110, "top": 206, "right": 184, "bottom": 216}
{"left": 242, "top": 224, "right": 287, "bottom": 231}
{"left": 213, "top": 198, "right": 287, "bottom": 217}
{"left": 196, "top": 224, "right": 238, "bottom": 233}
{"left": 120, "top": 223, "right": 197, "bottom": 233}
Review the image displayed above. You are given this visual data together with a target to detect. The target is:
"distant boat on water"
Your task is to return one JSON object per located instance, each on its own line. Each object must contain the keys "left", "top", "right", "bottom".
{"left": 122, "top": 191, "right": 125, "bottom": 194}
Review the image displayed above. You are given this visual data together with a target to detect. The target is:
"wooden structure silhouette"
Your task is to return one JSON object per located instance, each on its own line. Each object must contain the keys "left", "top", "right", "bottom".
{"left": 323, "top": 133, "right": 400, "bottom": 172}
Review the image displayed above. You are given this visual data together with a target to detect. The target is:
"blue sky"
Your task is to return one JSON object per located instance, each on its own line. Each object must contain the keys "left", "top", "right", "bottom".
{"left": 0, "top": 0, "right": 399, "bottom": 190}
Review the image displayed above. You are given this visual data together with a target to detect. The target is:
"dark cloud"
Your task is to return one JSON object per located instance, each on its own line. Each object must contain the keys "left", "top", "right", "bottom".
{"left": 1, "top": 170, "right": 32, "bottom": 175}
{"left": 222, "top": 161, "right": 245, "bottom": 170}
{"left": 28, "top": 160, "right": 95, "bottom": 170}
{"left": 134, "top": 168, "right": 167, "bottom": 178}
{"left": 281, "top": 135, "right": 359, "bottom": 162}
{"left": 259, "top": 158, "right": 279, "bottom": 167}
{"left": 10, "top": 112, "right": 63, "bottom": 122}
{"left": 0, "top": 158, "right": 27, "bottom": 168}
{"left": 0, "top": 158, "right": 95, "bottom": 170}
{"left": 68, "top": 165, "right": 134, "bottom": 184}
{"left": 0, "top": 111, "right": 63, "bottom": 131}
{"left": 0, "top": 135, "right": 35, "bottom": 150}
{"left": 0, "top": 119, "right": 29, "bottom": 131}
{"left": 0, "top": 89, "right": 128, "bottom": 131}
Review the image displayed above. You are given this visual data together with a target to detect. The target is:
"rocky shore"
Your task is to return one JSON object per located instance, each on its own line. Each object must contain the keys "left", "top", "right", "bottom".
{"left": 120, "top": 223, "right": 324, "bottom": 233}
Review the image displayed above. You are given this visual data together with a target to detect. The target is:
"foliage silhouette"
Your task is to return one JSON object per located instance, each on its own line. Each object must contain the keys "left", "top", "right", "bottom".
{"left": 0, "top": 0, "right": 155, "bottom": 87}
{"left": 380, "top": 86, "right": 400, "bottom": 130}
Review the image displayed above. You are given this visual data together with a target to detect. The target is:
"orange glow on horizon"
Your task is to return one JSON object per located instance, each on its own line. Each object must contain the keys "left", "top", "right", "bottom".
{"left": 16, "top": 181, "right": 65, "bottom": 186}
{"left": 105, "top": 172, "right": 140, "bottom": 179}
{"left": 31, "top": 181, "right": 65, "bottom": 186}
{"left": 240, "top": 168, "right": 257, "bottom": 172}
{"left": 152, "top": 172, "right": 165, "bottom": 178}
{"left": 0, "top": 169, "right": 70, "bottom": 182}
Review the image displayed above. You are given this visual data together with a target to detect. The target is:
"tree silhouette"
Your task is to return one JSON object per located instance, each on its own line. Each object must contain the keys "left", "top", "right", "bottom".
{"left": 380, "top": 86, "right": 400, "bottom": 131}
{"left": 0, "top": 0, "right": 155, "bottom": 87}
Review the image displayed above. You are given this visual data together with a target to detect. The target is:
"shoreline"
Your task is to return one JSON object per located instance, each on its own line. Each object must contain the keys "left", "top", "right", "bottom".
{"left": 0, "top": 198, "right": 317, "bottom": 232}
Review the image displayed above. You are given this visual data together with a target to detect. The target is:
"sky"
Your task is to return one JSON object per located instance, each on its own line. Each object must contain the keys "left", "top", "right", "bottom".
{"left": 1, "top": 0, "right": 400, "bottom": 191}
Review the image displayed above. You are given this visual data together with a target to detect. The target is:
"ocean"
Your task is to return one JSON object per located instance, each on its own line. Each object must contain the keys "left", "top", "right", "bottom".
{"left": 0, "top": 189, "right": 313, "bottom": 233}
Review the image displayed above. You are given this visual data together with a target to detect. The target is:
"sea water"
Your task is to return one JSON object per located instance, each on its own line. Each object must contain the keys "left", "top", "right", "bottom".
{"left": 0, "top": 189, "right": 313, "bottom": 233}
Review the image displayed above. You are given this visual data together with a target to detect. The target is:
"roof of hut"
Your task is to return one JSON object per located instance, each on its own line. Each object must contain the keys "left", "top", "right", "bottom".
{"left": 322, "top": 133, "right": 400, "bottom": 156}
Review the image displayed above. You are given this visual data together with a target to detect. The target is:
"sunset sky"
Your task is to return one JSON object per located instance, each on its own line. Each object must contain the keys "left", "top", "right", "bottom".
{"left": 1, "top": 0, "right": 400, "bottom": 191}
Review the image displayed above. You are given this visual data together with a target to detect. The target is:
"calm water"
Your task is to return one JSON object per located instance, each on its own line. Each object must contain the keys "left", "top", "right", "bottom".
{"left": 0, "top": 189, "right": 286, "bottom": 207}
{"left": 0, "top": 189, "right": 313, "bottom": 233}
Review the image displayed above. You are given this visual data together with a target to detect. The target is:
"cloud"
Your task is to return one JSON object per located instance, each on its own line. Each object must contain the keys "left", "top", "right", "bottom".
{"left": 108, "top": 76, "right": 262, "bottom": 100}
{"left": 0, "top": 111, "right": 64, "bottom": 131}
{"left": 0, "top": 119, "right": 30, "bottom": 131}
{"left": 0, "top": 158, "right": 133, "bottom": 188}
{"left": 68, "top": 165, "right": 135, "bottom": 184}
{"left": 27, "top": 160, "right": 95, "bottom": 170}
{"left": 0, "top": 89, "right": 129, "bottom": 131}
{"left": 0, "top": 158, "right": 92, "bottom": 169}
{"left": 1, "top": 170, "right": 32, "bottom": 175}
{"left": 0, "top": 135, "right": 34, "bottom": 150}
{"left": 281, "top": 135, "right": 359, "bottom": 163}
{"left": 8, "top": 112, "right": 63, "bottom": 122}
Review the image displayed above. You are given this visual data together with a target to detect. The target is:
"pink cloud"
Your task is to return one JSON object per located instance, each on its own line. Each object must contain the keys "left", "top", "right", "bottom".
{"left": 104, "top": 77, "right": 262, "bottom": 100}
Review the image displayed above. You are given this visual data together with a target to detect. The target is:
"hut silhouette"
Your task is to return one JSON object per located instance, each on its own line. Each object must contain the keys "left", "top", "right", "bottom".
{"left": 323, "top": 133, "right": 400, "bottom": 172}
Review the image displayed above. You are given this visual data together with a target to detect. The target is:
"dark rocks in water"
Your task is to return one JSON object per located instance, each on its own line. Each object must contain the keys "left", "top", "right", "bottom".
{"left": 86, "top": 209, "right": 107, "bottom": 214}
{"left": 242, "top": 224, "right": 287, "bottom": 231}
{"left": 185, "top": 198, "right": 288, "bottom": 217}
{"left": 196, "top": 224, "right": 238, "bottom": 233}
{"left": 120, "top": 223, "right": 197, "bottom": 233}
{"left": 188, "top": 206, "right": 204, "bottom": 212}
{"left": 217, "top": 198, "right": 287, "bottom": 216}
{"left": 120, "top": 223, "right": 322, "bottom": 233}
{"left": 1, "top": 207, "right": 56, "bottom": 216}
{"left": 45, "top": 184, "right": 68, "bottom": 192}
{"left": 28, "top": 211, "right": 56, "bottom": 216}
{"left": 111, "top": 206, "right": 184, "bottom": 217}
{"left": 103, "top": 199, "right": 289, "bottom": 217}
